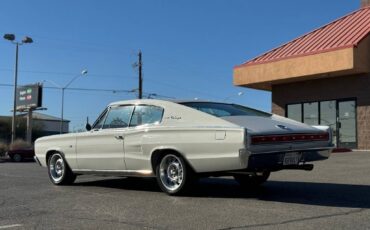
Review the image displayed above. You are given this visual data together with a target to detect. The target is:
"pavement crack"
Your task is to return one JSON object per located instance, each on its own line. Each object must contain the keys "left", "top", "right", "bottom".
{"left": 217, "top": 208, "right": 367, "bottom": 230}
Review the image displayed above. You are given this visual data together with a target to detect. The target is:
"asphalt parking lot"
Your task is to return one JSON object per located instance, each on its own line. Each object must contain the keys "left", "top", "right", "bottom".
{"left": 0, "top": 151, "right": 370, "bottom": 230}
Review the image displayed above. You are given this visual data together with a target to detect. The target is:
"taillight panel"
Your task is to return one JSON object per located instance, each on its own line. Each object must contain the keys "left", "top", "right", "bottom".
{"left": 251, "top": 133, "right": 329, "bottom": 145}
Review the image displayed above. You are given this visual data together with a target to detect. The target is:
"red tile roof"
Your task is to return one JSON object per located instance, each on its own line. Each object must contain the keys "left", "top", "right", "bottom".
{"left": 237, "top": 6, "right": 370, "bottom": 68}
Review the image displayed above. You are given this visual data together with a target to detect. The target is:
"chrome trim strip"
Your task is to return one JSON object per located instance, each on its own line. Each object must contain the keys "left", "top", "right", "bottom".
{"left": 72, "top": 169, "right": 154, "bottom": 177}
{"left": 34, "top": 156, "right": 42, "bottom": 166}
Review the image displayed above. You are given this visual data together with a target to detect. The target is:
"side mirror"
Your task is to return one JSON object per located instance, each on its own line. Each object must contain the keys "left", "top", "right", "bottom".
{"left": 85, "top": 116, "right": 92, "bottom": 131}
{"left": 86, "top": 123, "right": 92, "bottom": 131}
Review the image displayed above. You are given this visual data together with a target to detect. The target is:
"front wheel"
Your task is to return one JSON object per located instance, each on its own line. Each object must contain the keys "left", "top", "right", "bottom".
{"left": 234, "top": 171, "right": 270, "bottom": 187}
{"left": 47, "top": 153, "right": 76, "bottom": 185}
{"left": 156, "top": 154, "right": 194, "bottom": 195}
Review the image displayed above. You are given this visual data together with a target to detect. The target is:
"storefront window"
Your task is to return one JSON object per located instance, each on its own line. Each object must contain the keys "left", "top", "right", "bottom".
{"left": 287, "top": 104, "right": 302, "bottom": 122}
{"left": 303, "top": 102, "right": 318, "bottom": 125}
{"left": 285, "top": 99, "right": 357, "bottom": 149}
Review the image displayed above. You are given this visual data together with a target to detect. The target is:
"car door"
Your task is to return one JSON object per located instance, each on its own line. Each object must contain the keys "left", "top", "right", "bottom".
{"left": 124, "top": 105, "right": 164, "bottom": 170}
{"left": 76, "top": 105, "right": 134, "bottom": 171}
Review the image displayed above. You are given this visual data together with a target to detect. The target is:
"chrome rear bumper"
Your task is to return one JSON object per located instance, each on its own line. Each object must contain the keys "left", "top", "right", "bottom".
{"left": 246, "top": 148, "right": 332, "bottom": 172}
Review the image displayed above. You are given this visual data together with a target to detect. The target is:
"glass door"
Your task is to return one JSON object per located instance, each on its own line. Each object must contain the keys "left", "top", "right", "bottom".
{"left": 337, "top": 100, "right": 357, "bottom": 148}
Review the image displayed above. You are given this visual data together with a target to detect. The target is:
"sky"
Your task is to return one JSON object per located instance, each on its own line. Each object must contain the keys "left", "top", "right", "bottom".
{"left": 0, "top": 0, "right": 360, "bottom": 131}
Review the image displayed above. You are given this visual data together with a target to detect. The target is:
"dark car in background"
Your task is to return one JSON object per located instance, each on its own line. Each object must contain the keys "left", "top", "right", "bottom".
{"left": 7, "top": 149, "right": 35, "bottom": 162}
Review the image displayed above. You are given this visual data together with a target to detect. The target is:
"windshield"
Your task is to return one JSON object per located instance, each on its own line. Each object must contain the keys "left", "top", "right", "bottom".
{"left": 181, "top": 102, "right": 271, "bottom": 118}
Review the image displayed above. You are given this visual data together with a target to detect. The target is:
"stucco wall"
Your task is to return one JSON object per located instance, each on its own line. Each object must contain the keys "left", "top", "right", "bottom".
{"left": 234, "top": 48, "right": 357, "bottom": 90}
{"left": 234, "top": 35, "right": 370, "bottom": 91}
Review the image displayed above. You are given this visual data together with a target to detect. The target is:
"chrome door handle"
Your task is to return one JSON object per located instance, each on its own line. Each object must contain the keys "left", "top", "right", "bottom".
{"left": 115, "top": 135, "right": 124, "bottom": 140}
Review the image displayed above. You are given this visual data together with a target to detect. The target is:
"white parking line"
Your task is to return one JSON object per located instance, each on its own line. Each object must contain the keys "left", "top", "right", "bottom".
{"left": 0, "top": 224, "right": 22, "bottom": 229}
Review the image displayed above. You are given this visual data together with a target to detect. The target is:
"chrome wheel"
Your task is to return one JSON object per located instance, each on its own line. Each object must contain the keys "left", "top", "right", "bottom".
{"left": 159, "top": 154, "right": 184, "bottom": 192}
{"left": 49, "top": 154, "right": 65, "bottom": 183}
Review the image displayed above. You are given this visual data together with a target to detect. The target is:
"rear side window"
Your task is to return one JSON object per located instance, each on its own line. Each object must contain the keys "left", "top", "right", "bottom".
{"left": 130, "top": 105, "right": 164, "bottom": 127}
{"left": 181, "top": 102, "right": 271, "bottom": 118}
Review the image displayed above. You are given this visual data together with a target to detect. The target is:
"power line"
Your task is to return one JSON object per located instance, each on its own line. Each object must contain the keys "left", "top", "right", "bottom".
{"left": 0, "top": 83, "right": 134, "bottom": 94}
{"left": 0, "top": 68, "right": 222, "bottom": 99}
{"left": 0, "top": 83, "right": 174, "bottom": 99}
{"left": 0, "top": 67, "right": 228, "bottom": 98}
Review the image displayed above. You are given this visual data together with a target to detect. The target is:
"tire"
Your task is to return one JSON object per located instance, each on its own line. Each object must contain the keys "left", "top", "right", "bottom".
{"left": 12, "top": 154, "right": 22, "bottom": 162}
{"left": 47, "top": 152, "right": 76, "bottom": 185}
{"left": 155, "top": 154, "right": 195, "bottom": 195}
{"left": 234, "top": 171, "right": 270, "bottom": 187}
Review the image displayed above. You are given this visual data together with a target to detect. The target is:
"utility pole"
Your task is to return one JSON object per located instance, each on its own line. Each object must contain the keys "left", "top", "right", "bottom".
{"left": 26, "top": 109, "right": 33, "bottom": 143}
{"left": 138, "top": 50, "right": 143, "bottom": 99}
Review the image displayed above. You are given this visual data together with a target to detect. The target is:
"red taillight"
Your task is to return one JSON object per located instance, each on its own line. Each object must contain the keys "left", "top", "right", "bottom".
{"left": 251, "top": 132, "right": 329, "bottom": 145}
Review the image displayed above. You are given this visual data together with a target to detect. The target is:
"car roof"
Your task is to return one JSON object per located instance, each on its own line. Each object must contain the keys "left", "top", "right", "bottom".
{"left": 108, "top": 99, "right": 233, "bottom": 106}
{"left": 108, "top": 99, "right": 271, "bottom": 116}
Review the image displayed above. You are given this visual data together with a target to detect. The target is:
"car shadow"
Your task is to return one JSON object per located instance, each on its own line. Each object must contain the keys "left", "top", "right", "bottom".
{"left": 74, "top": 177, "right": 370, "bottom": 209}
{"left": 75, "top": 177, "right": 161, "bottom": 192}
{"left": 194, "top": 178, "right": 370, "bottom": 209}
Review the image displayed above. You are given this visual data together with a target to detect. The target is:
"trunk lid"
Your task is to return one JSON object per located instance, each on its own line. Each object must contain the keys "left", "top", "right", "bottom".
{"left": 221, "top": 114, "right": 321, "bottom": 135}
{"left": 221, "top": 115, "right": 331, "bottom": 153}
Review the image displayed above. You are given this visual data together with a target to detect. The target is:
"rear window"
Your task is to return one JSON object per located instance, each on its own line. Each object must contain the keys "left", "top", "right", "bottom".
{"left": 181, "top": 102, "right": 271, "bottom": 118}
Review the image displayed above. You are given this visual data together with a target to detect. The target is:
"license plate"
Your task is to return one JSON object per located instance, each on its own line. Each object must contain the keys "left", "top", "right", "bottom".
{"left": 283, "top": 152, "right": 300, "bottom": 165}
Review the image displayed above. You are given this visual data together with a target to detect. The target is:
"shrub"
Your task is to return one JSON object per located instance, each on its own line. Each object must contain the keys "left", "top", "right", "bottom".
{"left": 9, "top": 139, "right": 33, "bottom": 151}
{"left": 0, "top": 140, "right": 8, "bottom": 157}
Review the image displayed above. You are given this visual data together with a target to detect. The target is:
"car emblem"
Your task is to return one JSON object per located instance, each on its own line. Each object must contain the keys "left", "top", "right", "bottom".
{"left": 276, "top": 125, "right": 292, "bottom": 131}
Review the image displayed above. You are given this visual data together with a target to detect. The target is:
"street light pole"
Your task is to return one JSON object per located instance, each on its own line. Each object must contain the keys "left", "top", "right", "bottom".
{"left": 223, "top": 92, "right": 244, "bottom": 102}
{"left": 138, "top": 50, "right": 143, "bottom": 99}
{"left": 44, "top": 69, "right": 88, "bottom": 134}
{"left": 60, "top": 88, "right": 65, "bottom": 134}
{"left": 11, "top": 43, "right": 19, "bottom": 144}
{"left": 3, "top": 34, "right": 33, "bottom": 144}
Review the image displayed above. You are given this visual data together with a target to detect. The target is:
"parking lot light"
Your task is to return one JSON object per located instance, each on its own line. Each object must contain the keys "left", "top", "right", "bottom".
{"left": 3, "top": 34, "right": 33, "bottom": 144}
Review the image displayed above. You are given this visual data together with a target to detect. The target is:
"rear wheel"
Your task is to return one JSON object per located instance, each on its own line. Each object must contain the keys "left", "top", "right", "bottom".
{"left": 47, "top": 153, "right": 76, "bottom": 185}
{"left": 156, "top": 154, "right": 194, "bottom": 195}
{"left": 234, "top": 171, "right": 270, "bottom": 187}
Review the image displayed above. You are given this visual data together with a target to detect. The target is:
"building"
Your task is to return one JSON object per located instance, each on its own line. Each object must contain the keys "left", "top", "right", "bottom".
{"left": 234, "top": 1, "right": 370, "bottom": 149}
{"left": 25, "top": 112, "right": 70, "bottom": 135}
{"left": 0, "top": 112, "right": 69, "bottom": 142}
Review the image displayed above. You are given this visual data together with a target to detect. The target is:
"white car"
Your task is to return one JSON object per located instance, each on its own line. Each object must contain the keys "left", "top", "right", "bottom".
{"left": 35, "top": 99, "right": 333, "bottom": 195}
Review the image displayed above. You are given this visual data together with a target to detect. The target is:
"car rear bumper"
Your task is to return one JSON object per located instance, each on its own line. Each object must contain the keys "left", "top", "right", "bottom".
{"left": 246, "top": 148, "right": 332, "bottom": 172}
